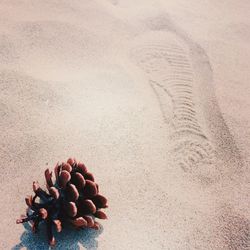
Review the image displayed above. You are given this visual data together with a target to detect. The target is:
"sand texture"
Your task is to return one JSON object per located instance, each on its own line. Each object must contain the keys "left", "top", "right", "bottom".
{"left": 0, "top": 1, "right": 249, "bottom": 249}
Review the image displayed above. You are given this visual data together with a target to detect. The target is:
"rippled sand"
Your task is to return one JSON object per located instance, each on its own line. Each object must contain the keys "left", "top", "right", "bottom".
{"left": 0, "top": 1, "right": 249, "bottom": 249}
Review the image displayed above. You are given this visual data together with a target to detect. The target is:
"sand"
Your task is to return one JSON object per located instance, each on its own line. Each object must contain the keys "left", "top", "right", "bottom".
{"left": 0, "top": 0, "right": 249, "bottom": 249}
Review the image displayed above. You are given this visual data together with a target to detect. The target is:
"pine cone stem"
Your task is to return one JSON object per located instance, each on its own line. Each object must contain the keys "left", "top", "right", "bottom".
{"left": 16, "top": 213, "right": 39, "bottom": 224}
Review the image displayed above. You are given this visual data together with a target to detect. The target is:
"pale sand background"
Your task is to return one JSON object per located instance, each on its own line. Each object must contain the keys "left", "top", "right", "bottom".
{"left": 0, "top": 0, "right": 249, "bottom": 249}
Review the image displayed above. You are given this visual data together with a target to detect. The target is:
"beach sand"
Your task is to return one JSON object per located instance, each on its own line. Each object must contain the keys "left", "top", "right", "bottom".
{"left": 0, "top": 1, "right": 249, "bottom": 249}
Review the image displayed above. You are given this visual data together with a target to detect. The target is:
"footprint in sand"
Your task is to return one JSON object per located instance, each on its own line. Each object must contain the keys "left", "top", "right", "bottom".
{"left": 130, "top": 30, "right": 216, "bottom": 182}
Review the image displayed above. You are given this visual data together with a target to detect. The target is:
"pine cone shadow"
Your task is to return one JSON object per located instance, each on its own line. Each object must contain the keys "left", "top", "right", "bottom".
{"left": 12, "top": 221, "right": 104, "bottom": 250}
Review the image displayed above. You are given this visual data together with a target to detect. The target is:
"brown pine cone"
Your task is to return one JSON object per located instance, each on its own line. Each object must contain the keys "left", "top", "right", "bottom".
{"left": 16, "top": 158, "right": 108, "bottom": 246}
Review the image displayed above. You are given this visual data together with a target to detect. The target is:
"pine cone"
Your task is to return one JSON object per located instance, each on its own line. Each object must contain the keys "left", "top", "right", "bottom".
{"left": 16, "top": 158, "right": 108, "bottom": 246}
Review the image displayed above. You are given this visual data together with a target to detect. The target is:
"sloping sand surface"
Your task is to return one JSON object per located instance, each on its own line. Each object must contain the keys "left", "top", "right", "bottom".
{"left": 0, "top": 1, "right": 249, "bottom": 249}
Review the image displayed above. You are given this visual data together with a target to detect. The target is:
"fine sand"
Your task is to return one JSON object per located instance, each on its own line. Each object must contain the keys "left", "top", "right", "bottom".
{"left": 0, "top": 1, "right": 249, "bottom": 249}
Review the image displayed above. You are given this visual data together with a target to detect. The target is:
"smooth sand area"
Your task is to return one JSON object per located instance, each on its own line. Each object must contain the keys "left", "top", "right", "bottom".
{"left": 0, "top": 1, "right": 249, "bottom": 249}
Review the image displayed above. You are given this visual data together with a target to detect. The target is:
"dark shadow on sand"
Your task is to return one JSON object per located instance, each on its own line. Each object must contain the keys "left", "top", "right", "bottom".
{"left": 12, "top": 221, "right": 103, "bottom": 250}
